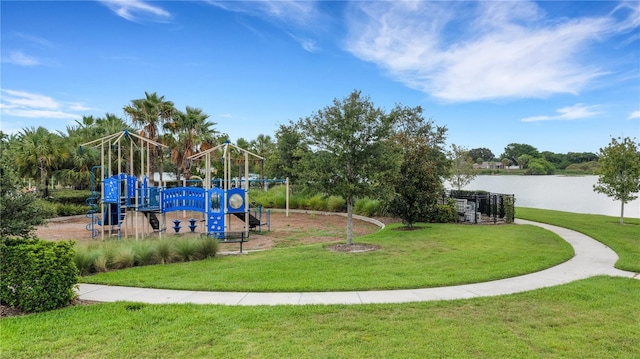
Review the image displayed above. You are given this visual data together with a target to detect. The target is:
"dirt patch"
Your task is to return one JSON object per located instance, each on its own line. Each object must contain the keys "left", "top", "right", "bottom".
{"left": 0, "top": 304, "right": 26, "bottom": 318}
{"left": 392, "top": 225, "right": 430, "bottom": 231}
{"left": 1, "top": 298, "right": 98, "bottom": 318}
{"left": 325, "top": 243, "right": 381, "bottom": 253}
{"left": 34, "top": 211, "right": 383, "bottom": 250}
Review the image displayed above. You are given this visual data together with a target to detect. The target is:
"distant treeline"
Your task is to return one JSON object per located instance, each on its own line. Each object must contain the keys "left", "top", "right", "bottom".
{"left": 468, "top": 144, "right": 599, "bottom": 175}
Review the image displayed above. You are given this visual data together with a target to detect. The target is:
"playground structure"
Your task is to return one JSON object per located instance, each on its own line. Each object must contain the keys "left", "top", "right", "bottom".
{"left": 81, "top": 131, "right": 270, "bottom": 242}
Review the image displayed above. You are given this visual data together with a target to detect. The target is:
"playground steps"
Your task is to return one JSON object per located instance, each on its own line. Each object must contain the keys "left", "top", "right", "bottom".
{"left": 143, "top": 212, "right": 160, "bottom": 231}
{"left": 232, "top": 212, "right": 261, "bottom": 229}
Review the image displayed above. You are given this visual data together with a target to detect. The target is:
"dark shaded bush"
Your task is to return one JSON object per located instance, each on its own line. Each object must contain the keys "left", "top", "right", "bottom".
{"left": 1, "top": 237, "right": 78, "bottom": 313}
{"left": 47, "top": 189, "right": 92, "bottom": 205}
{"left": 54, "top": 203, "right": 90, "bottom": 216}
{"left": 424, "top": 204, "right": 456, "bottom": 223}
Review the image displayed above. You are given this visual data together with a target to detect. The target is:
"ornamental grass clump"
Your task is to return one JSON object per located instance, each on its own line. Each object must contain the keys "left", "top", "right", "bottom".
{"left": 111, "top": 246, "right": 135, "bottom": 269}
{"left": 72, "top": 235, "right": 221, "bottom": 275}
{"left": 175, "top": 239, "right": 198, "bottom": 262}
{"left": 156, "top": 239, "right": 176, "bottom": 264}
{"left": 94, "top": 254, "right": 109, "bottom": 273}
{"left": 133, "top": 242, "right": 158, "bottom": 266}
{"left": 74, "top": 247, "right": 99, "bottom": 276}
{"left": 326, "top": 195, "right": 346, "bottom": 212}
{"left": 195, "top": 237, "right": 219, "bottom": 259}
{"left": 306, "top": 194, "right": 327, "bottom": 211}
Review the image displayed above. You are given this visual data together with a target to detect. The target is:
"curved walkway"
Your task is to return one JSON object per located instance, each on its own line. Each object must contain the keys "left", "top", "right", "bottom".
{"left": 77, "top": 219, "right": 639, "bottom": 305}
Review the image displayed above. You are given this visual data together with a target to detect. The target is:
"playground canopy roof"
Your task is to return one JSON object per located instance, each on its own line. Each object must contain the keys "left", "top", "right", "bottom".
{"left": 80, "top": 130, "right": 168, "bottom": 150}
{"left": 187, "top": 141, "right": 264, "bottom": 162}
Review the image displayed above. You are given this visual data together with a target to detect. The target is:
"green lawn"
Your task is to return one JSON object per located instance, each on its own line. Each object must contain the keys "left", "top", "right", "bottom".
{"left": 2, "top": 276, "right": 638, "bottom": 358}
{"left": 3, "top": 209, "right": 639, "bottom": 358}
{"left": 516, "top": 207, "right": 640, "bottom": 272}
{"left": 80, "top": 223, "right": 573, "bottom": 291}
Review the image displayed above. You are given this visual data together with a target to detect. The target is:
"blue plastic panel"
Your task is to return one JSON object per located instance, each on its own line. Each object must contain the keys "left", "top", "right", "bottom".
{"left": 103, "top": 177, "right": 119, "bottom": 203}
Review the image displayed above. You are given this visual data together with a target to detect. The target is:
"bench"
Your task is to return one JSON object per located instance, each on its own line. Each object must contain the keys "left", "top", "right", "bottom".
{"left": 207, "top": 231, "right": 248, "bottom": 253}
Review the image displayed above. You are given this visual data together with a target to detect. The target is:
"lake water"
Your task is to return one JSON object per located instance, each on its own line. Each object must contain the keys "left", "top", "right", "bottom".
{"left": 450, "top": 175, "right": 640, "bottom": 218}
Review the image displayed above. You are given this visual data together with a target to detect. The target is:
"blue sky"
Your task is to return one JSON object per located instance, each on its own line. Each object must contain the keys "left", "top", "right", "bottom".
{"left": 1, "top": 0, "right": 639, "bottom": 157}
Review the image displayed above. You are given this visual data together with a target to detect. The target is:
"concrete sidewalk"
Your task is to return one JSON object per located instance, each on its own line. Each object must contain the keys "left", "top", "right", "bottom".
{"left": 77, "top": 219, "right": 639, "bottom": 306}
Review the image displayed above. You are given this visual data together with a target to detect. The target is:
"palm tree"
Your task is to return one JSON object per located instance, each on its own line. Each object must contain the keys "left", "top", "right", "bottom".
{"left": 60, "top": 114, "right": 131, "bottom": 188}
{"left": 252, "top": 134, "right": 274, "bottom": 152}
{"left": 165, "top": 106, "right": 218, "bottom": 181}
{"left": 11, "top": 127, "right": 68, "bottom": 197}
{"left": 249, "top": 134, "right": 274, "bottom": 177}
{"left": 123, "top": 92, "right": 175, "bottom": 184}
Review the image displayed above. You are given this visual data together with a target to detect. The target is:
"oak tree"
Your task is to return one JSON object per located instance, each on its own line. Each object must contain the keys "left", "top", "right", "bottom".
{"left": 297, "top": 91, "right": 397, "bottom": 244}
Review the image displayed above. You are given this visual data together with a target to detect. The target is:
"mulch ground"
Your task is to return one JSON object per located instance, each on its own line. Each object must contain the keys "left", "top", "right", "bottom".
{"left": 34, "top": 211, "right": 384, "bottom": 250}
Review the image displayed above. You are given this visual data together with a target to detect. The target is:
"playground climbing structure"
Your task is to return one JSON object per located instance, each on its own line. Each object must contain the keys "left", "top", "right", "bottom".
{"left": 187, "top": 140, "right": 266, "bottom": 240}
{"left": 81, "top": 132, "right": 269, "bottom": 240}
{"left": 81, "top": 130, "right": 169, "bottom": 240}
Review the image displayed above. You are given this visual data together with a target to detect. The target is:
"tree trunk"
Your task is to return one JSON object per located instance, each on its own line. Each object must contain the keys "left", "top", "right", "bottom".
{"left": 619, "top": 201, "right": 625, "bottom": 225}
{"left": 39, "top": 159, "right": 47, "bottom": 198}
{"left": 346, "top": 196, "right": 354, "bottom": 245}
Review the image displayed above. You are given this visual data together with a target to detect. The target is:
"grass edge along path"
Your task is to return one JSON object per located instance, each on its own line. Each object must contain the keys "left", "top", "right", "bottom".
{"left": 516, "top": 207, "right": 640, "bottom": 272}
{"left": 79, "top": 222, "right": 573, "bottom": 292}
{"left": 2, "top": 276, "right": 639, "bottom": 358}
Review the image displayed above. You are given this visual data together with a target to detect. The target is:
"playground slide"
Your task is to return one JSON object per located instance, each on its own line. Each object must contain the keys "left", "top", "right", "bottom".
{"left": 143, "top": 211, "right": 160, "bottom": 231}
{"left": 232, "top": 212, "right": 261, "bottom": 229}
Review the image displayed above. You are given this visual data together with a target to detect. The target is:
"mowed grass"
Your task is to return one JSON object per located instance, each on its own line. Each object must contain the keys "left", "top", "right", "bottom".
{"left": 516, "top": 207, "right": 640, "bottom": 272}
{"left": 81, "top": 223, "right": 573, "bottom": 291}
{"left": 2, "top": 276, "right": 638, "bottom": 358}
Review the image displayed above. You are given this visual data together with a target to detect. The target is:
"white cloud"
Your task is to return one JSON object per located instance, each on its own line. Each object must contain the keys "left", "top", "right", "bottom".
{"left": 0, "top": 90, "right": 84, "bottom": 120}
{"left": 98, "top": 0, "right": 171, "bottom": 22}
{"left": 67, "top": 102, "right": 95, "bottom": 112}
{"left": 627, "top": 110, "right": 640, "bottom": 120}
{"left": 14, "top": 32, "right": 54, "bottom": 48}
{"left": 612, "top": 1, "right": 640, "bottom": 32}
{"left": 288, "top": 33, "right": 318, "bottom": 53}
{"left": 206, "top": 0, "right": 318, "bottom": 26}
{"left": 344, "top": 1, "right": 634, "bottom": 102}
{"left": 1, "top": 51, "right": 41, "bottom": 66}
{"left": 205, "top": 1, "right": 322, "bottom": 52}
{"left": 2, "top": 109, "right": 82, "bottom": 120}
{"left": 520, "top": 104, "right": 603, "bottom": 122}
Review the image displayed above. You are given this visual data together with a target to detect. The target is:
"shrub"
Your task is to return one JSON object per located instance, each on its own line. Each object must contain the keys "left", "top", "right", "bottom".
{"left": 424, "top": 204, "right": 456, "bottom": 223}
{"left": 195, "top": 237, "right": 219, "bottom": 259}
{"left": 355, "top": 198, "right": 382, "bottom": 217}
{"left": 0, "top": 237, "right": 78, "bottom": 313}
{"left": 111, "top": 246, "right": 135, "bottom": 269}
{"left": 74, "top": 247, "right": 99, "bottom": 275}
{"left": 94, "top": 254, "right": 109, "bottom": 272}
{"left": 326, "top": 196, "right": 346, "bottom": 212}
{"left": 307, "top": 194, "right": 327, "bottom": 211}
{"left": 47, "top": 189, "right": 92, "bottom": 205}
{"left": 175, "top": 240, "right": 198, "bottom": 262}
{"left": 98, "top": 242, "right": 117, "bottom": 269}
{"left": 272, "top": 194, "right": 287, "bottom": 209}
{"left": 156, "top": 239, "right": 176, "bottom": 264}
{"left": 133, "top": 242, "right": 158, "bottom": 266}
{"left": 54, "top": 203, "right": 90, "bottom": 216}
{"left": 37, "top": 199, "right": 59, "bottom": 219}
{"left": 504, "top": 195, "right": 516, "bottom": 224}
{"left": 564, "top": 161, "right": 600, "bottom": 174}
{"left": 525, "top": 158, "right": 556, "bottom": 175}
